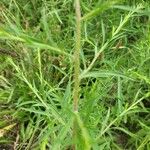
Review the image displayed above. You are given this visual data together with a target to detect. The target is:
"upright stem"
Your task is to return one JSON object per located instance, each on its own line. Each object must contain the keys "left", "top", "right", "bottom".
{"left": 73, "top": 0, "right": 81, "bottom": 112}
{"left": 73, "top": 0, "right": 81, "bottom": 149}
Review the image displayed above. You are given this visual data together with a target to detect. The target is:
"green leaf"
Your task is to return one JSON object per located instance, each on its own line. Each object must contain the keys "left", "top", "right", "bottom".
{"left": 81, "top": 0, "right": 121, "bottom": 21}
{"left": 80, "top": 70, "right": 134, "bottom": 80}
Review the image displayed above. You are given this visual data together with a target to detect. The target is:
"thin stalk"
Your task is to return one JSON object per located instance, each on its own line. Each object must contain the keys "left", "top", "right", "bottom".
{"left": 73, "top": 0, "right": 81, "bottom": 149}
{"left": 80, "top": 41, "right": 109, "bottom": 77}
{"left": 73, "top": 0, "right": 81, "bottom": 112}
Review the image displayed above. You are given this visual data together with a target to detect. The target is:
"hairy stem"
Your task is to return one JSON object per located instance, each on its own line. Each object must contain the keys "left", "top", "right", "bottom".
{"left": 73, "top": 0, "right": 81, "bottom": 149}
{"left": 73, "top": 0, "right": 81, "bottom": 112}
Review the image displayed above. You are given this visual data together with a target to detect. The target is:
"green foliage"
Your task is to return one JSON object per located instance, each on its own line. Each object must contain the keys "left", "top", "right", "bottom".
{"left": 0, "top": 0, "right": 150, "bottom": 149}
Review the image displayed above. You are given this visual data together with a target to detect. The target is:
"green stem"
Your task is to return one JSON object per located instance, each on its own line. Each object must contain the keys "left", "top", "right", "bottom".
{"left": 73, "top": 0, "right": 81, "bottom": 149}
{"left": 73, "top": 0, "right": 81, "bottom": 112}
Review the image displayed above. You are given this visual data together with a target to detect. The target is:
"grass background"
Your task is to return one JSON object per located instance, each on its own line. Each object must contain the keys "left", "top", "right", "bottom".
{"left": 0, "top": 0, "right": 150, "bottom": 149}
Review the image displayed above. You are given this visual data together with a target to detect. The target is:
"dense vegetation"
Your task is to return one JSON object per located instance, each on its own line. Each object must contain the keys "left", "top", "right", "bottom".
{"left": 0, "top": 0, "right": 150, "bottom": 149}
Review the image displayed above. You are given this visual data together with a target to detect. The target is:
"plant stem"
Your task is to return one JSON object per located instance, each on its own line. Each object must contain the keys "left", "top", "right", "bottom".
{"left": 73, "top": 0, "right": 81, "bottom": 112}
{"left": 73, "top": 0, "right": 81, "bottom": 149}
